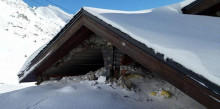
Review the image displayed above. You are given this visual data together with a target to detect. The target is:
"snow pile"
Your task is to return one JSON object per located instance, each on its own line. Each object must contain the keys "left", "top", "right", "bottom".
{"left": 0, "top": 0, "right": 72, "bottom": 85}
{"left": 97, "top": 76, "right": 107, "bottom": 83}
{"left": 83, "top": 0, "right": 220, "bottom": 85}
{"left": 0, "top": 69, "right": 204, "bottom": 109}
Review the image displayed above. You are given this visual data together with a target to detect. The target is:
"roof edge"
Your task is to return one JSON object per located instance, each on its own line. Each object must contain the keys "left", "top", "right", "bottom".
{"left": 182, "top": 0, "right": 220, "bottom": 14}
{"left": 18, "top": 8, "right": 85, "bottom": 82}
{"left": 82, "top": 8, "right": 220, "bottom": 95}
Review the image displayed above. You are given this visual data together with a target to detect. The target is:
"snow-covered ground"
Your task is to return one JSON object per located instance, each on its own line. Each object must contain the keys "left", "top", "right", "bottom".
{"left": 0, "top": 0, "right": 72, "bottom": 85}
{"left": 0, "top": 83, "right": 26, "bottom": 94}
{"left": 0, "top": 68, "right": 204, "bottom": 109}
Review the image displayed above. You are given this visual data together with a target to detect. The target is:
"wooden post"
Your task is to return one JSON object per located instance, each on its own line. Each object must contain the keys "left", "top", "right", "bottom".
{"left": 36, "top": 75, "right": 49, "bottom": 85}
{"left": 101, "top": 41, "right": 113, "bottom": 78}
{"left": 113, "top": 48, "right": 123, "bottom": 78}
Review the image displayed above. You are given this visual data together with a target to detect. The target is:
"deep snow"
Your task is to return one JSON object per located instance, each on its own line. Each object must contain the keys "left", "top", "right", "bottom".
{"left": 0, "top": 0, "right": 72, "bottom": 85}
{"left": 0, "top": 70, "right": 204, "bottom": 109}
{"left": 83, "top": 1, "right": 220, "bottom": 85}
{"left": 0, "top": 83, "right": 25, "bottom": 94}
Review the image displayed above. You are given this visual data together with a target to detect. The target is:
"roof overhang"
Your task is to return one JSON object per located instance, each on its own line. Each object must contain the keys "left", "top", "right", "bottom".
{"left": 182, "top": 0, "right": 220, "bottom": 16}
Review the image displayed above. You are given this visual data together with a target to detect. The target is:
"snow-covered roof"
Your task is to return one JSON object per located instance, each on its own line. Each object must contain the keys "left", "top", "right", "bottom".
{"left": 19, "top": 0, "right": 220, "bottom": 89}
{"left": 82, "top": 4, "right": 220, "bottom": 86}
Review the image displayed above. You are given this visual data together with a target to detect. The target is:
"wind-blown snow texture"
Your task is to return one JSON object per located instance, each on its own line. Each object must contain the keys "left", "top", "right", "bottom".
{"left": 0, "top": 75, "right": 204, "bottom": 109}
{"left": 35, "top": 5, "right": 72, "bottom": 23}
{"left": 83, "top": 1, "right": 220, "bottom": 85}
{"left": 0, "top": 83, "right": 25, "bottom": 94}
{"left": 0, "top": 0, "right": 72, "bottom": 85}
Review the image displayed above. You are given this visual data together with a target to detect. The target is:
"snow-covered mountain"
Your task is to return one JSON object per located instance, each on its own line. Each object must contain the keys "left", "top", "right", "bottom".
{"left": 0, "top": 0, "right": 72, "bottom": 85}
{"left": 35, "top": 5, "right": 72, "bottom": 23}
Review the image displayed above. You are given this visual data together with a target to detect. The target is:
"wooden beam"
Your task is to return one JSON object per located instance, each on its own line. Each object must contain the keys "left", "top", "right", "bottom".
{"left": 82, "top": 15, "right": 220, "bottom": 109}
{"left": 198, "top": 3, "right": 220, "bottom": 16}
{"left": 182, "top": 0, "right": 219, "bottom": 15}
{"left": 28, "top": 17, "right": 85, "bottom": 70}
{"left": 36, "top": 26, "right": 93, "bottom": 77}
{"left": 20, "top": 26, "right": 93, "bottom": 82}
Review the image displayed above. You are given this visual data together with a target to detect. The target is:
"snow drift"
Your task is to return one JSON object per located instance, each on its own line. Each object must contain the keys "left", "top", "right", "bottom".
{"left": 0, "top": 71, "right": 204, "bottom": 109}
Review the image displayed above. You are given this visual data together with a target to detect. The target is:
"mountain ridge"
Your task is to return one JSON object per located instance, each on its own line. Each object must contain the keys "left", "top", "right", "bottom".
{"left": 0, "top": 0, "right": 72, "bottom": 85}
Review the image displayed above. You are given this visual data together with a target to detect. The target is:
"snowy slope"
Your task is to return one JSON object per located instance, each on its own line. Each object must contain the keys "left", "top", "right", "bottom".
{"left": 0, "top": 0, "right": 72, "bottom": 85}
{"left": 0, "top": 83, "right": 25, "bottom": 94}
{"left": 83, "top": 1, "right": 220, "bottom": 85}
{"left": 0, "top": 73, "right": 204, "bottom": 109}
{"left": 35, "top": 5, "right": 72, "bottom": 23}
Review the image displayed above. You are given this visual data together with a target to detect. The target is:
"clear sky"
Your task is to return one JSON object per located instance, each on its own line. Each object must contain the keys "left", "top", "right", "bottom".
{"left": 23, "top": 0, "right": 184, "bottom": 14}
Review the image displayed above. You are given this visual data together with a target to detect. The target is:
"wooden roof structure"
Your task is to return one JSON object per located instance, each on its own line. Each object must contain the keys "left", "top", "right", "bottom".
{"left": 18, "top": 3, "right": 220, "bottom": 109}
{"left": 182, "top": 0, "right": 220, "bottom": 16}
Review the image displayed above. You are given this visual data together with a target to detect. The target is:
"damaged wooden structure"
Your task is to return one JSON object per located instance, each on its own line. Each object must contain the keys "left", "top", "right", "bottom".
{"left": 35, "top": 34, "right": 132, "bottom": 83}
{"left": 18, "top": 2, "right": 220, "bottom": 109}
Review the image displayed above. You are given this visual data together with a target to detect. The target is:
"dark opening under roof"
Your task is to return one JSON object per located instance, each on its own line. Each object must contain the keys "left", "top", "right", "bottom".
{"left": 182, "top": 0, "right": 220, "bottom": 16}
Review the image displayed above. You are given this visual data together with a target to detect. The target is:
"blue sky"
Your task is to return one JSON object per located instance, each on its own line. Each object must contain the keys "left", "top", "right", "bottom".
{"left": 23, "top": 0, "right": 184, "bottom": 14}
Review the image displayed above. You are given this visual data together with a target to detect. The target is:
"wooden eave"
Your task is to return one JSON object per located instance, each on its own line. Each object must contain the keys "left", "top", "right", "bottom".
{"left": 182, "top": 0, "right": 220, "bottom": 16}
{"left": 19, "top": 8, "right": 220, "bottom": 108}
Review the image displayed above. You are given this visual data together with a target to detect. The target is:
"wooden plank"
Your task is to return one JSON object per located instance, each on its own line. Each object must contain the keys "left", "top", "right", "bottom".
{"left": 24, "top": 26, "right": 93, "bottom": 80}
{"left": 182, "top": 0, "right": 219, "bottom": 15}
{"left": 82, "top": 15, "right": 220, "bottom": 109}
{"left": 199, "top": 3, "right": 220, "bottom": 16}
{"left": 28, "top": 17, "right": 84, "bottom": 69}
{"left": 44, "top": 47, "right": 104, "bottom": 76}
